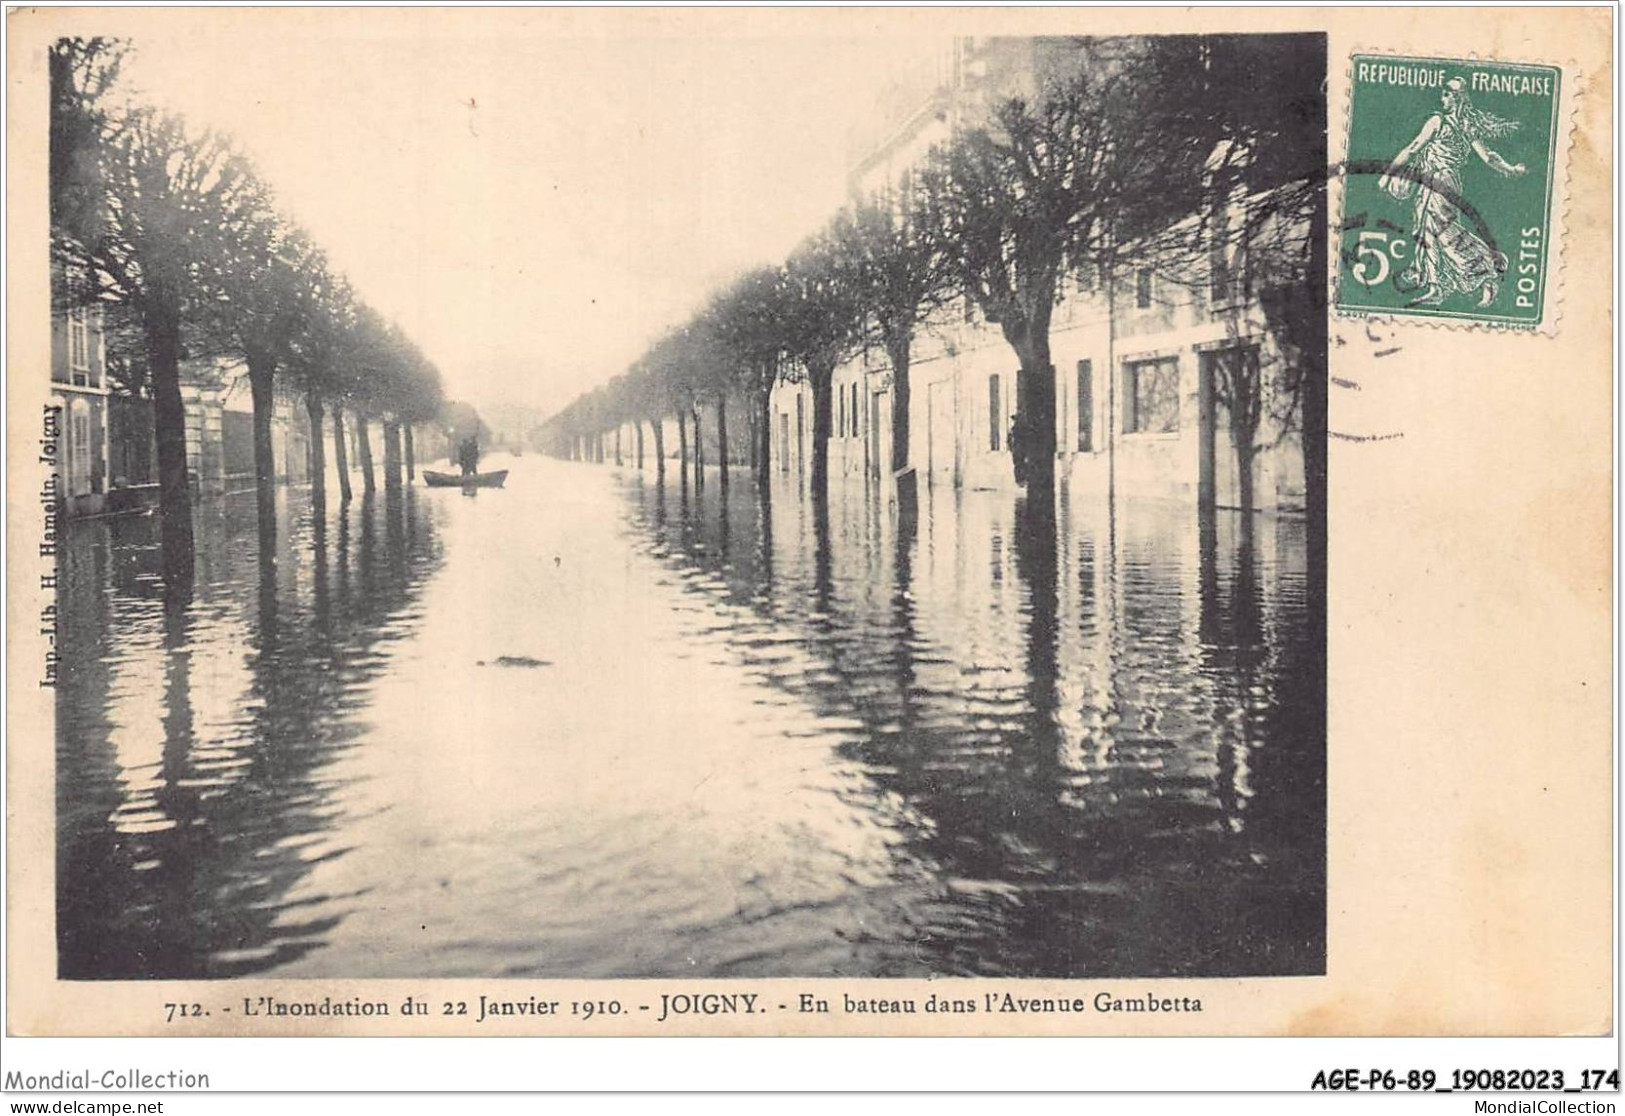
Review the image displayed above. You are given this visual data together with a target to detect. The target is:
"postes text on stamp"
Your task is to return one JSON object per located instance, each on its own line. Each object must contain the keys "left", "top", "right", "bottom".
{"left": 1339, "top": 54, "right": 1563, "bottom": 329}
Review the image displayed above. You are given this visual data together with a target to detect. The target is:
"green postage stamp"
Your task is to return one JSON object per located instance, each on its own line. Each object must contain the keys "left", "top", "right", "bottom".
{"left": 1338, "top": 53, "right": 1568, "bottom": 330}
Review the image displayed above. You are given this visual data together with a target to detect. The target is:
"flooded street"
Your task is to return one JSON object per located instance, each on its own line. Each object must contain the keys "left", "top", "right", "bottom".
{"left": 57, "top": 457, "right": 1323, "bottom": 980}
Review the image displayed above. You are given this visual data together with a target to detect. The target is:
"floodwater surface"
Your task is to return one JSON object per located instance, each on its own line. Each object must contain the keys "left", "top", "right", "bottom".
{"left": 56, "top": 456, "right": 1324, "bottom": 979}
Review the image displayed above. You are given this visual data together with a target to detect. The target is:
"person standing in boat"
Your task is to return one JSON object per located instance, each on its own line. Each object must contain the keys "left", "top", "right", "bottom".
{"left": 457, "top": 434, "right": 481, "bottom": 478}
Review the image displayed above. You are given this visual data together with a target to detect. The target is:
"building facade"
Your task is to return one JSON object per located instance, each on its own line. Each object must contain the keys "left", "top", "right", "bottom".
{"left": 49, "top": 304, "right": 115, "bottom": 517}
{"left": 768, "top": 36, "right": 1307, "bottom": 515}
{"left": 53, "top": 324, "right": 330, "bottom": 517}
{"left": 179, "top": 358, "right": 314, "bottom": 498}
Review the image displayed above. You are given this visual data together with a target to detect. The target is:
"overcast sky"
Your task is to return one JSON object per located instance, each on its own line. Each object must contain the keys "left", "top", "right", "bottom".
{"left": 118, "top": 18, "right": 948, "bottom": 419}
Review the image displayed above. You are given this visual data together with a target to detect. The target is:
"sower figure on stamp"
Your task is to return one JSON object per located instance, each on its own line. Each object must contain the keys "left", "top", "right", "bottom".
{"left": 1378, "top": 76, "right": 1527, "bottom": 308}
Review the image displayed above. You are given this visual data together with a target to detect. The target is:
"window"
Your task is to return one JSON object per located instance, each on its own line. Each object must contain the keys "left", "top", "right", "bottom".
{"left": 1209, "top": 242, "right": 1248, "bottom": 307}
{"left": 70, "top": 400, "right": 93, "bottom": 495}
{"left": 1209, "top": 245, "right": 1231, "bottom": 306}
{"left": 1076, "top": 360, "right": 1093, "bottom": 452}
{"left": 988, "top": 374, "right": 1002, "bottom": 451}
{"left": 851, "top": 383, "right": 860, "bottom": 437}
{"left": 1135, "top": 268, "right": 1154, "bottom": 310}
{"left": 1205, "top": 200, "right": 1252, "bottom": 307}
{"left": 839, "top": 388, "right": 846, "bottom": 438}
{"left": 1124, "top": 357, "right": 1180, "bottom": 434}
{"left": 67, "top": 307, "right": 92, "bottom": 385}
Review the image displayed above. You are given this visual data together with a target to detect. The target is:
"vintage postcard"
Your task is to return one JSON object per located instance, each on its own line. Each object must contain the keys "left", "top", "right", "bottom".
{"left": 4, "top": 5, "right": 1612, "bottom": 1051}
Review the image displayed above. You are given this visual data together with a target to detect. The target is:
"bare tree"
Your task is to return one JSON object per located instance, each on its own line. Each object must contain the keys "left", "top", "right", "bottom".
{"left": 926, "top": 43, "right": 1213, "bottom": 504}
{"left": 209, "top": 208, "right": 311, "bottom": 551}
{"left": 833, "top": 186, "right": 956, "bottom": 499}
{"left": 777, "top": 229, "right": 866, "bottom": 501}
{"left": 634, "top": 364, "right": 667, "bottom": 483}
{"left": 1107, "top": 34, "right": 1326, "bottom": 522}
{"left": 80, "top": 106, "right": 269, "bottom": 581}
{"left": 392, "top": 339, "right": 446, "bottom": 483}
{"left": 709, "top": 268, "right": 787, "bottom": 489}
{"left": 49, "top": 37, "right": 127, "bottom": 261}
{"left": 285, "top": 263, "right": 355, "bottom": 509}
{"left": 342, "top": 307, "right": 400, "bottom": 494}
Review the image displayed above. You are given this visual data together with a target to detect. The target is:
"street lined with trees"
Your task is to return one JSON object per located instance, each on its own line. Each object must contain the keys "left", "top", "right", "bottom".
{"left": 542, "top": 34, "right": 1325, "bottom": 565}
{"left": 50, "top": 37, "right": 459, "bottom": 584}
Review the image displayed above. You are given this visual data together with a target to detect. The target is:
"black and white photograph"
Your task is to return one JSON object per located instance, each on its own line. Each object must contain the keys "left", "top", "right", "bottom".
{"left": 42, "top": 23, "right": 1328, "bottom": 987}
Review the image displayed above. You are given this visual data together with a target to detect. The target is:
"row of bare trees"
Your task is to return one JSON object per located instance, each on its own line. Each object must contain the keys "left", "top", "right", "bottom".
{"left": 50, "top": 38, "right": 449, "bottom": 583}
{"left": 544, "top": 35, "right": 1326, "bottom": 533}
{"left": 543, "top": 183, "right": 950, "bottom": 510}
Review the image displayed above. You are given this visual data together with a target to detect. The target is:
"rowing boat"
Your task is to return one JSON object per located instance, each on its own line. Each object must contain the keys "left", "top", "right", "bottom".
{"left": 425, "top": 471, "right": 507, "bottom": 487}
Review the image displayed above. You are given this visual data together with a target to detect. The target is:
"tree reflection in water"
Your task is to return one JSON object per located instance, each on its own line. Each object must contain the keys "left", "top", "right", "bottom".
{"left": 57, "top": 462, "right": 1320, "bottom": 980}
{"left": 56, "top": 490, "right": 443, "bottom": 978}
{"left": 632, "top": 468, "right": 1324, "bottom": 977}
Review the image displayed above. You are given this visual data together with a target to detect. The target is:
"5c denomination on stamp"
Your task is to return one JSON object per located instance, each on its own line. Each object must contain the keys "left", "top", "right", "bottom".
{"left": 1338, "top": 53, "right": 1567, "bottom": 330}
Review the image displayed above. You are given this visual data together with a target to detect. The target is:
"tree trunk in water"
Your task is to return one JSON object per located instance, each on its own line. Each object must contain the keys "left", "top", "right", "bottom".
{"left": 676, "top": 412, "right": 689, "bottom": 489}
{"left": 811, "top": 476, "right": 832, "bottom": 614}
{"left": 404, "top": 424, "right": 415, "bottom": 481}
{"left": 1198, "top": 355, "right": 1217, "bottom": 530}
{"left": 650, "top": 418, "right": 666, "bottom": 484}
{"left": 144, "top": 305, "right": 194, "bottom": 584}
{"left": 1104, "top": 262, "right": 1118, "bottom": 512}
{"left": 887, "top": 334, "right": 913, "bottom": 476}
{"left": 692, "top": 409, "right": 704, "bottom": 491}
{"left": 635, "top": 421, "right": 644, "bottom": 470}
{"left": 1004, "top": 317, "right": 1056, "bottom": 507}
{"left": 615, "top": 426, "right": 623, "bottom": 467}
{"left": 810, "top": 369, "right": 834, "bottom": 501}
{"left": 247, "top": 349, "right": 278, "bottom": 557}
{"left": 357, "top": 415, "right": 376, "bottom": 494}
{"left": 716, "top": 393, "right": 729, "bottom": 490}
{"left": 1019, "top": 361, "right": 1056, "bottom": 497}
{"left": 756, "top": 389, "right": 773, "bottom": 490}
{"left": 332, "top": 411, "right": 352, "bottom": 503}
{"left": 1236, "top": 443, "right": 1257, "bottom": 541}
{"left": 886, "top": 332, "right": 915, "bottom": 515}
{"left": 382, "top": 419, "right": 403, "bottom": 492}
{"left": 306, "top": 386, "right": 327, "bottom": 521}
